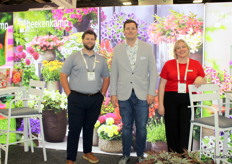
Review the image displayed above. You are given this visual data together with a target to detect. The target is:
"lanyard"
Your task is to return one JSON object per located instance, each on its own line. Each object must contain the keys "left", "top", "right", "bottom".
{"left": 176, "top": 59, "right": 189, "bottom": 82}
{"left": 80, "top": 50, "right": 96, "bottom": 72}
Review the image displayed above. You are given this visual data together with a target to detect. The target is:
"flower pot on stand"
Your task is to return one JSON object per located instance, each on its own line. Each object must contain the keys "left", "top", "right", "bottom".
{"left": 42, "top": 110, "right": 67, "bottom": 142}
{"left": 46, "top": 81, "right": 62, "bottom": 93}
{"left": 43, "top": 50, "right": 56, "bottom": 61}
{"left": 98, "top": 138, "right": 122, "bottom": 153}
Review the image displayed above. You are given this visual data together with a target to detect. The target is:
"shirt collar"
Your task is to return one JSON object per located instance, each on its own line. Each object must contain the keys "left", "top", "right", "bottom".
{"left": 125, "top": 39, "right": 138, "bottom": 47}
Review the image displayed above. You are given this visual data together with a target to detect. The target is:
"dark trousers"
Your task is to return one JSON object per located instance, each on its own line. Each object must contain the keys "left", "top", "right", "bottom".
{"left": 66, "top": 91, "right": 104, "bottom": 161}
{"left": 164, "top": 92, "right": 191, "bottom": 153}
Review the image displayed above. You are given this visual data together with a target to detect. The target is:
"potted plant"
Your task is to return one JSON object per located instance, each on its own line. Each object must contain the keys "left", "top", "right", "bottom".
{"left": 41, "top": 60, "right": 63, "bottom": 92}
{"left": 40, "top": 89, "right": 67, "bottom": 142}
{"left": 94, "top": 111, "right": 123, "bottom": 153}
{"left": 52, "top": 8, "right": 98, "bottom": 32}
{"left": 27, "top": 35, "right": 64, "bottom": 61}
{"left": 140, "top": 150, "right": 205, "bottom": 164}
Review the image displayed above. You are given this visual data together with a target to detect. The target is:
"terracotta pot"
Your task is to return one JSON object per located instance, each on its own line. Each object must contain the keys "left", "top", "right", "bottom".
{"left": 42, "top": 110, "right": 67, "bottom": 142}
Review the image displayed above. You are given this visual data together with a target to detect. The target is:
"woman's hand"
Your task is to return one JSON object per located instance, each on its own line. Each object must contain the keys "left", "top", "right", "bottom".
{"left": 193, "top": 76, "right": 206, "bottom": 88}
{"left": 158, "top": 105, "right": 165, "bottom": 116}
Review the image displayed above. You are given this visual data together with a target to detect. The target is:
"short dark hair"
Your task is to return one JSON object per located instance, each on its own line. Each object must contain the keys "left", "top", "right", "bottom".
{"left": 82, "top": 30, "right": 97, "bottom": 40}
{"left": 123, "top": 19, "right": 138, "bottom": 29}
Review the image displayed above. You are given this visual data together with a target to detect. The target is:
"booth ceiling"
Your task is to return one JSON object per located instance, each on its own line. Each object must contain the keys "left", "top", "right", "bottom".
{"left": 1, "top": 0, "right": 232, "bottom": 11}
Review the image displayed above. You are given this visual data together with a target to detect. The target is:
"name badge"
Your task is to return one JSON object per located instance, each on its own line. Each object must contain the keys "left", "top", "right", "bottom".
{"left": 178, "top": 83, "right": 186, "bottom": 93}
{"left": 87, "top": 72, "right": 96, "bottom": 81}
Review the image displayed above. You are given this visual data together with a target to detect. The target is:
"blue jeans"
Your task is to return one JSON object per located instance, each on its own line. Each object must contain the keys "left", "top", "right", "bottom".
{"left": 118, "top": 91, "right": 149, "bottom": 157}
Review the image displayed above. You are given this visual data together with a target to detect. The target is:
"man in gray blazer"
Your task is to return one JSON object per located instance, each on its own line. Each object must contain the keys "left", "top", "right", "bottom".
{"left": 110, "top": 19, "right": 157, "bottom": 164}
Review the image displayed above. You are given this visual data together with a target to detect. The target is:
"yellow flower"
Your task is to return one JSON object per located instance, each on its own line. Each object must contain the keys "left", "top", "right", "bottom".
{"left": 94, "top": 120, "right": 100, "bottom": 128}
{"left": 106, "top": 117, "right": 114, "bottom": 125}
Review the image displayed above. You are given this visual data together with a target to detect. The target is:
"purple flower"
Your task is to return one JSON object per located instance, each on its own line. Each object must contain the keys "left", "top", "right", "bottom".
{"left": 17, "top": 118, "right": 40, "bottom": 134}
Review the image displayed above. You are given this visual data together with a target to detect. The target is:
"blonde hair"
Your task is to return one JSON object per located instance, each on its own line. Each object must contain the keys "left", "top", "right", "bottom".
{"left": 173, "top": 39, "right": 190, "bottom": 59}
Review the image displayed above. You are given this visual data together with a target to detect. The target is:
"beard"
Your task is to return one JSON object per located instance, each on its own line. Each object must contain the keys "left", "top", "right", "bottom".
{"left": 84, "top": 43, "right": 95, "bottom": 50}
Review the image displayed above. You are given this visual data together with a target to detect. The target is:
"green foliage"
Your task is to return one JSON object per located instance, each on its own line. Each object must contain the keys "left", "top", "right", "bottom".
{"left": 147, "top": 116, "right": 166, "bottom": 142}
{"left": 13, "top": 10, "right": 63, "bottom": 46}
{"left": 142, "top": 150, "right": 204, "bottom": 164}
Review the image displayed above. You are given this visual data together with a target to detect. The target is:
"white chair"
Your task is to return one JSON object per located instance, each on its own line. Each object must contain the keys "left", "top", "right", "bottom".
{"left": 0, "top": 80, "right": 47, "bottom": 164}
{"left": 188, "top": 84, "right": 232, "bottom": 164}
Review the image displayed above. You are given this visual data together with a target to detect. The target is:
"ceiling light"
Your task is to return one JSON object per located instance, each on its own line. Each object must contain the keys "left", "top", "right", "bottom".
{"left": 123, "top": 2, "right": 132, "bottom": 5}
{"left": 193, "top": 0, "right": 203, "bottom": 3}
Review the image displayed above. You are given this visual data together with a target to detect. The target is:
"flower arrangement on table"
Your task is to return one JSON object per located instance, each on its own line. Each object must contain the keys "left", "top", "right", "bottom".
{"left": 95, "top": 112, "right": 122, "bottom": 141}
{"left": 41, "top": 60, "right": 63, "bottom": 82}
{"left": 101, "top": 12, "right": 149, "bottom": 47}
{"left": 52, "top": 8, "right": 98, "bottom": 32}
{"left": 27, "top": 35, "right": 64, "bottom": 54}
{"left": 148, "top": 10, "right": 203, "bottom": 53}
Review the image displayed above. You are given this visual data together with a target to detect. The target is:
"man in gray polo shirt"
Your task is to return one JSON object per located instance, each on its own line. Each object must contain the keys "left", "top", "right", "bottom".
{"left": 60, "top": 30, "right": 110, "bottom": 164}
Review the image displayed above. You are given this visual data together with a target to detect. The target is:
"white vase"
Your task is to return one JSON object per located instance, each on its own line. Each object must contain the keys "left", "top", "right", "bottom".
{"left": 46, "top": 81, "right": 61, "bottom": 92}
{"left": 44, "top": 50, "right": 56, "bottom": 61}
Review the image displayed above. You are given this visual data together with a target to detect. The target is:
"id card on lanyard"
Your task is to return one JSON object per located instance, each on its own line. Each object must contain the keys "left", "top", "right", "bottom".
{"left": 81, "top": 50, "right": 96, "bottom": 81}
{"left": 176, "top": 59, "right": 189, "bottom": 93}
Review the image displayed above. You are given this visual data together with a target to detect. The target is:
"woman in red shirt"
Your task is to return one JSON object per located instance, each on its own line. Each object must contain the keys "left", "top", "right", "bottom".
{"left": 158, "top": 39, "right": 206, "bottom": 153}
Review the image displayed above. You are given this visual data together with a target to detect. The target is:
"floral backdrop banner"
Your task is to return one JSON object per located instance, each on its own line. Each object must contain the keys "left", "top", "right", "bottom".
{"left": 0, "top": 12, "right": 13, "bottom": 68}
{"left": 4, "top": 4, "right": 232, "bottom": 156}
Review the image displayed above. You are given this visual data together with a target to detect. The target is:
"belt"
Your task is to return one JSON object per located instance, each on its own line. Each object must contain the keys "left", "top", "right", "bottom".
{"left": 71, "top": 90, "right": 100, "bottom": 96}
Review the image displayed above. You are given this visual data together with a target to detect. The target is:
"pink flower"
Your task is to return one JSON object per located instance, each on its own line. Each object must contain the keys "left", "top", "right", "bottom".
{"left": 20, "top": 52, "right": 26, "bottom": 59}
{"left": 105, "top": 113, "right": 117, "bottom": 120}
{"left": 98, "top": 115, "right": 106, "bottom": 124}
{"left": 16, "top": 45, "right": 24, "bottom": 52}
{"left": 25, "top": 58, "right": 31, "bottom": 65}
{"left": 32, "top": 52, "right": 39, "bottom": 60}
{"left": 26, "top": 47, "right": 35, "bottom": 54}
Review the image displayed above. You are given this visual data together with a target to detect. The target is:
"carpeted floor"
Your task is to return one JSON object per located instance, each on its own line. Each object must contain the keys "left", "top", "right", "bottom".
{"left": 1, "top": 146, "right": 138, "bottom": 164}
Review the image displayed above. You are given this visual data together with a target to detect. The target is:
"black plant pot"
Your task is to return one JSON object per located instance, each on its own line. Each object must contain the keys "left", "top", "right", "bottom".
{"left": 42, "top": 110, "right": 67, "bottom": 142}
